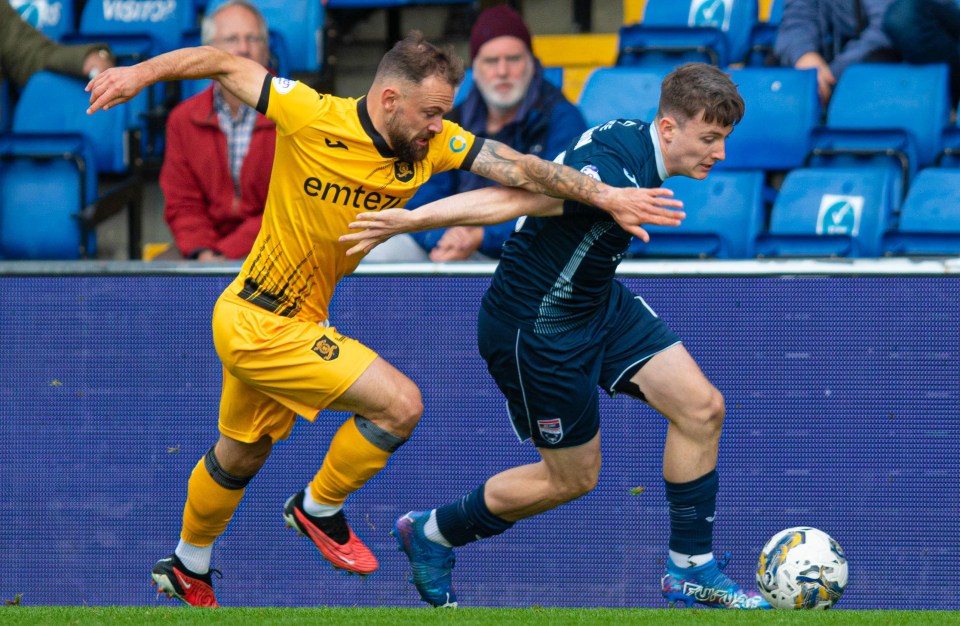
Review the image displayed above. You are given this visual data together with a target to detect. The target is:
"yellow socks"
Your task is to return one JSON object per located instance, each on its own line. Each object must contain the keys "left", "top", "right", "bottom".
{"left": 309, "top": 416, "right": 407, "bottom": 506}
{"left": 180, "top": 447, "right": 250, "bottom": 546}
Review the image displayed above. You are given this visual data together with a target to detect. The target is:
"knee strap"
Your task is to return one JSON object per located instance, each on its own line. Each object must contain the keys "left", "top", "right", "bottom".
{"left": 354, "top": 415, "right": 407, "bottom": 453}
{"left": 203, "top": 445, "right": 253, "bottom": 490}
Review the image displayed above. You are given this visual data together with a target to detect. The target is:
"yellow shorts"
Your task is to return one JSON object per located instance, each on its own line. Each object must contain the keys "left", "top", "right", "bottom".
{"left": 211, "top": 290, "right": 378, "bottom": 443}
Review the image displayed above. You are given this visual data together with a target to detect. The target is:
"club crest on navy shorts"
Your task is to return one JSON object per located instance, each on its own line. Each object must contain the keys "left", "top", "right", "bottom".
{"left": 537, "top": 419, "right": 564, "bottom": 444}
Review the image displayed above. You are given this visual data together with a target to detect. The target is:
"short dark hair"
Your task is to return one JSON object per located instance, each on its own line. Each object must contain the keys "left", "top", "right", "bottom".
{"left": 657, "top": 63, "right": 745, "bottom": 128}
{"left": 375, "top": 31, "right": 465, "bottom": 88}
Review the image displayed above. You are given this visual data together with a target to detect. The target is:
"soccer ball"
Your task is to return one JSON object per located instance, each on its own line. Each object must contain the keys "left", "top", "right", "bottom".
{"left": 756, "top": 526, "right": 848, "bottom": 609}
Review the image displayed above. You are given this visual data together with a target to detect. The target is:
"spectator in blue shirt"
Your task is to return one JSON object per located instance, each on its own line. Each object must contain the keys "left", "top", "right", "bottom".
{"left": 364, "top": 5, "right": 587, "bottom": 262}
{"left": 883, "top": 0, "right": 960, "bottom": 105}
{"left": 775, "top": 0, "right": 900, "bottom": 106}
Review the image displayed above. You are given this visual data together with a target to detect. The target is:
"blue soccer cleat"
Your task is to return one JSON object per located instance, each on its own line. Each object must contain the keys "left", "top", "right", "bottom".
{"left": 661, "top": 554, "right": 771, "bottom": 609}
{"left": 392, "top": 511, "right": 458, "bottom": 608}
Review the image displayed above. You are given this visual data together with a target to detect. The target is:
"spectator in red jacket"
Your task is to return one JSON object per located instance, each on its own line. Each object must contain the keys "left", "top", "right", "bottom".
{"left": 159, "top": 0, "right": 276, "bottom": 260}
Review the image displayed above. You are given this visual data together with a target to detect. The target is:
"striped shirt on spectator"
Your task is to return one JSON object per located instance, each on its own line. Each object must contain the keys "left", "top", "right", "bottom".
{"left": 213, "top": 84, "right": 257, "bottom": 194}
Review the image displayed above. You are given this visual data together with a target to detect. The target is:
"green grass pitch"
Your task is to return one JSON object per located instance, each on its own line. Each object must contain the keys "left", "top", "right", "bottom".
{"left": 2, "top": 607, "right": 959, "bottom": 625}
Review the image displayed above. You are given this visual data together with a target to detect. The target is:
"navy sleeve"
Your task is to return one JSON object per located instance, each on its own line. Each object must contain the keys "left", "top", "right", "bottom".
{"left": 561, "top": 152, "right": 639, "bottom": 217}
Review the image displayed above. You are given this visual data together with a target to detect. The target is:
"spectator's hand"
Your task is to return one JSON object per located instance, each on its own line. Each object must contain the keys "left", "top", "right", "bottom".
{"left": 85, "top": 66, "right": 147, "bottom": 113}
{"left": 795, "top": 52, "right": 835, "bottom": 106}
{"left": 83, "top": 49, "right": 114, "bottom": 79}
{"left": 429, "top": 226, "right": 484, "bottom": 262}
{"left": 595, "top": 187, "right": 685, "bottom": 243}
{"left": 340, "top": 209, "right": 417, "bottom": 256}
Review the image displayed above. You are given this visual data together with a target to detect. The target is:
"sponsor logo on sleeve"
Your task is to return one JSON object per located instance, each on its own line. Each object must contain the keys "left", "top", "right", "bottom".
{"left": 273, "top": 77, "right": 297, "bottom": 95}
{"left": 580, "top": 164, "right": 602, "bottom": 181}
{"left": 449, "top": 135, "right": 467, "bottom": 153}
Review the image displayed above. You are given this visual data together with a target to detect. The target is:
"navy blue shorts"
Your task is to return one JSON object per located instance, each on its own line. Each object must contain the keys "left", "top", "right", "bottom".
{"left": 477, "top": 281, "right": 680, "bottom": 449}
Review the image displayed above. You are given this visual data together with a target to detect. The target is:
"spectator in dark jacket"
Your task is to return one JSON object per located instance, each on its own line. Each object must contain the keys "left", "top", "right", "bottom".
{"left": 364, "top": 4, "right": 587, "bottom": 262}
{"left": 1, "top": 0, "right": 112, "bottom": 122}
{"left": 774, "top": 0, "right": 899, "bottom": 106}
{"left": 883, "top": 0, "right": 960, "bottom": 105}
{"left": 159, "top": 0, "right": 276, "bottom": 261}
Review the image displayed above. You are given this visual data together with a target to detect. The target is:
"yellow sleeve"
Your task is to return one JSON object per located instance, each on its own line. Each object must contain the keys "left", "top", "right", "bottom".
{"left": 261, "top": 77, "right": 331, "bottom": 136}
{"left": 428, "top": 120, "right": 483, "bottom": 174}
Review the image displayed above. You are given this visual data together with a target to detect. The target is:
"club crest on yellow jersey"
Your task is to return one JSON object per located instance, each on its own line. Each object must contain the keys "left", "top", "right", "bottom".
{"left": 394, "top": 161, "right": 414, "bottom": 182}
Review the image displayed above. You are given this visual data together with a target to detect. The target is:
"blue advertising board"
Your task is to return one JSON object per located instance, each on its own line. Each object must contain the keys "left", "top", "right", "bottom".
{"left": 0, "top": 267, "right": 957, "bottom": 608}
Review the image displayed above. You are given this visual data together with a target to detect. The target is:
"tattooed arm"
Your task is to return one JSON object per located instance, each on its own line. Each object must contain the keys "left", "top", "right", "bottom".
{"left": 340, "top": 182, "right": 685, "bottom": 256}
{"left": 467, "top": 139, "right": 684, "bottom": 241}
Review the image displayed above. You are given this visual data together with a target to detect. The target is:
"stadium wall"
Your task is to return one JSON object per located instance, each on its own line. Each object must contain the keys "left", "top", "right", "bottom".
{"left": 1, "top": 260, "right": 958, "bottom": 609}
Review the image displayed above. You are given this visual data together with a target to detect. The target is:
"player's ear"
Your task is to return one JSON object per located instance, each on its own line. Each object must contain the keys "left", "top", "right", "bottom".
{"left": 380, "top": 86, "right": 401, "bottom": 113}
{"left": 657, "top": 115, "right": 677, "bottom": 142}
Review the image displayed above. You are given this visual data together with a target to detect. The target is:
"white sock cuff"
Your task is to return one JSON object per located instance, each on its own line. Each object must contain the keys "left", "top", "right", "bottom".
{"left": 669, "top": 550, "right": 715, "bottom": 568}
{"left": 175, "top": 539, "right": 212, "bottom": 574}
{"left": 424, "top": 509, "right": 453, "bottom": 548}
{"left": 302, "top": 485, "right": 343, "bottom": 518}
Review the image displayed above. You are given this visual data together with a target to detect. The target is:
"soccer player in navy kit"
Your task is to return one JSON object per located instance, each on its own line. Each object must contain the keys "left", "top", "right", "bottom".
{"left": 341, "top": 63, "right": 768, "bottom": 610}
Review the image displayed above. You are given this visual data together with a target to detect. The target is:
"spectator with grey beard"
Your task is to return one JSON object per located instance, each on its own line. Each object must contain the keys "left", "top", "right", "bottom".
{"left": 364, "top": 4, "right": 587, "bottom": 262}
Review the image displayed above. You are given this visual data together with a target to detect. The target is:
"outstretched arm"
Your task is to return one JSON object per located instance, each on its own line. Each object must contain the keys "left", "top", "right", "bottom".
{"left": 339, "top": 184, "right": 683, "bottom": 256}
{"left": 86, "top": 46, "right": 268, "bottom": 114}
{"left": 466, "top": 139, "right": 684, "bottom": 239}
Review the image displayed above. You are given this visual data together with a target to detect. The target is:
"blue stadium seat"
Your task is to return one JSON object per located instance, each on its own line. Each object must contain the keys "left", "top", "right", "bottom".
{"left": 9, "top": 0, "right": 75, "bottom": 41}
{"left": 755, "top": 167, "right": 895, "bottom": 258}
{"left": 618, "top": 0, "right": 758, "bottom": 69}
{"left": 13, "top": 72, "right": 144, "bottom": 175}
{"left": 746, "top": 0, "right": 783, "bottom": 66}
{"left": 721, "top": 67, "right": 819, "bottom": 171}
{"left": 0, "top": 133, "right": 96, "bottom": 259}
{"left": 807, "top": 63, "right": 951, "bottom": 203}
{"left": 938, "top": 125, "right": 960, "bottom": 168}
{"left": 578, "top": 67, "right": 664, "bottom": 128}
{"left": 207, "top": 0, "right": 325, "bottom": 74}
{"left": 453, "top": 66, "right": 562, "bottom": 108}
{"left": 9, "top": 72, "right": 145, "bottom": 258}
{"left": 882, "top": 168, "right": 960, "bottom": 256}
{"left": 71, "top": 0, "right": 196, "bottom": 62}
{"left": 627, "top": 170, "right": 765, "bottom": 259}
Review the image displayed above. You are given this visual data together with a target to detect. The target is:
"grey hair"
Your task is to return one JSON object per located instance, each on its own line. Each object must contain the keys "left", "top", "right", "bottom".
{"left": 200, "top": 0, "right": 269, "bottom": 46}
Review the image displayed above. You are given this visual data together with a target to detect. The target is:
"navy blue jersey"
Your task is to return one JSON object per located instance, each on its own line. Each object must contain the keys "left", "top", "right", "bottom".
{"left": 482, "top": 119, "right": 668, "bottom": 334}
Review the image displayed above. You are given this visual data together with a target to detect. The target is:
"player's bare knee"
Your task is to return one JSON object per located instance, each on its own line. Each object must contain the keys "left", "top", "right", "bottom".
{"left": 216, "top": 435, "right": 272, "bottom": 477}
{"left": 554, "top": 474, "right": 598, "bottom": 504}
{"left": 691, "top": 388, "right": 726, "bottom": 436}
{"left": 373, "top": 381, "right": 423, "bottom": 437}
{"left": 670, "top": 387, "right": 725, "bottom": 440}
{"left": 550, "top": 462, "right": 600, "bottom": 503}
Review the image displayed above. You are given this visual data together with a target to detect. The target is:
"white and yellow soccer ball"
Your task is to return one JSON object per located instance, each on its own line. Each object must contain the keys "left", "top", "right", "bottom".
{"left": 756, "top": 526, "right": 848, "bottom": 609}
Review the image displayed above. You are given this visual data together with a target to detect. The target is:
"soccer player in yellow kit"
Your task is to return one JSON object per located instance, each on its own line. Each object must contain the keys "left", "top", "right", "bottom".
{"left": 86, "top": 32, "right": 685, "bottom": 607}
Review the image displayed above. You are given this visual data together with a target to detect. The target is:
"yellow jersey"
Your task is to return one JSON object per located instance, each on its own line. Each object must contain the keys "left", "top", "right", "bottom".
{"left": 227, "top": 75, "right": 482, "bottom": 322}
